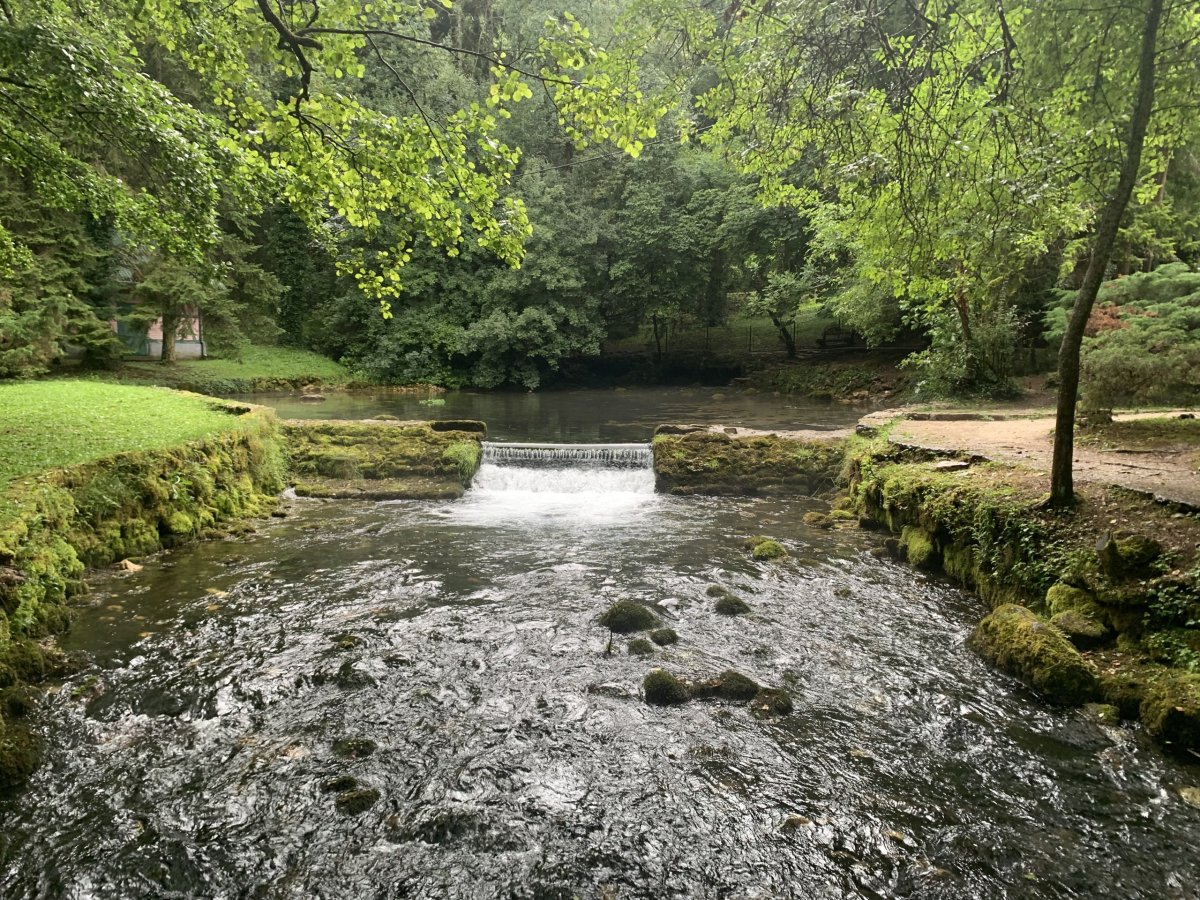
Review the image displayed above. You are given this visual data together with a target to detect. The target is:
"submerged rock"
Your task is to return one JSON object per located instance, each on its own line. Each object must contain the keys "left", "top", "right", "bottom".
{"left": 643, "top": 669, "right": 690, "bottom": 705}
{"left": 321, "top": 774, "right": 359, "bottom": 793}
{"left": 715, "top": 595, "right": 751, "bottom": 616}
{"left": 649, "top": 628, "right": 679, "bottom": 646}
{"left": 598, "top": 600, "right": 660, "bottom": 634}
{"left": 751, "top": 687, "right": 794, "bottom": 717}
{"left": 331, "top": 737, "right": 377, "bottom": 758}
{"left": 692, "top": 670, "right": 760, "bottom": 701}
{"left": 967, "top": 604, "right": 1099, "bottom": 705}
{"left": 335, "top": 788, "right": 381, "bottom": 815}
{"left": 628, "top": 638, "right": 655, "bottom": 657}
{"left": 802, "top": 511, "right": 833, "bottom": 529}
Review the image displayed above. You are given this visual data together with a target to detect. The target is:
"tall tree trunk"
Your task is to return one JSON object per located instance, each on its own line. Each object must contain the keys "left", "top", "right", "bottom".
{"left": 1048, "top": 0, "right": 1163, "bottom": 507}
{"left": 160, "top": 307, "right": 179, "bottom": 363}
{"left": 770, "top": 312, "right": 797, "bottom": 358}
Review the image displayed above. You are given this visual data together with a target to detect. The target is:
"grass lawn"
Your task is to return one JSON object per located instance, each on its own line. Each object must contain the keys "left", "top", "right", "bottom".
{"left": 114, "top": 345, "right": 349, "bottom": 394}
{"left": 0, "top": 381, "right": 245, "bottom": 501}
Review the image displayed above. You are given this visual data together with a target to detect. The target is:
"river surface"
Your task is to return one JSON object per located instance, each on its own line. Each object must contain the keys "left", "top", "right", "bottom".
{"left": 3, "top": 416, "right": 1200, "bottom": 899}
{"left": 234, "top": 387, "right": 862, "bottom": 440}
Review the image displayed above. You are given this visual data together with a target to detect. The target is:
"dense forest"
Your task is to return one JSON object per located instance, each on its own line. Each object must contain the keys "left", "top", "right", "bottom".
{"left": 2, "top": 0, "right": 1198, "bottom": 414}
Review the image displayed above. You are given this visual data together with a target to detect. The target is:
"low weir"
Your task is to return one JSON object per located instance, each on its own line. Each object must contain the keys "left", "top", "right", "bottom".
{"left": 481, "top": 441, "right": 653, "bottom": 468}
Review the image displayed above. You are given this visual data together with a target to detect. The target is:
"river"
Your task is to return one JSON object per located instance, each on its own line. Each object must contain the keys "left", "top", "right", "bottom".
{"left": 2, "top": 392, "right": 1198, "bottom": 898}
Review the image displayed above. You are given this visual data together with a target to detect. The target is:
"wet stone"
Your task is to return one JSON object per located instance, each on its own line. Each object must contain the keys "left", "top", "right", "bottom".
{"left": 649, "top": 628, "right": 679, "bottom": 646}
{"left": 628, "top": 638, "right": 655, "bottom": 657}
{"left": 331, "top": 737, "right": 376, "bottom": 758}
{"left": 715, "top": 595, "right": 751, "bottom": 616}
{"left": 643, "top": 669, "right": 690, "bottom": 706}
{"left": 335, "top": 788, "right": 381, "bottom": 815}
{"left": 321, "top": 775, "right": 359, "bottom": 793}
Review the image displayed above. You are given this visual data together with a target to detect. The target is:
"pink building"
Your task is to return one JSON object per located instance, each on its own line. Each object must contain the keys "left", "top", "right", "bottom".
{"left": 111, "top": 308, "right": 206, "bottom": 360}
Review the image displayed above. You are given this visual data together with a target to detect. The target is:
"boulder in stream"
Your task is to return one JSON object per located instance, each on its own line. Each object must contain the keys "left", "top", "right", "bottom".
{"left": 598, "top": 600, "right": 660, "bottom": 634}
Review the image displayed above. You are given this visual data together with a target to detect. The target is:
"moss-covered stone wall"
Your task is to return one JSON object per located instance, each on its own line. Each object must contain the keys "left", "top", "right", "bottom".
{"left": 652, "top": 430, "right": 845, "bottom": 496}
{"left": 847, "top": 436, "right": 1200, "bottom": 757}
{"left": 284, "top": 419, "right": 484, "bottom": 500}
{"left": 0, "top": 409, "right": 286, "bottom": 787}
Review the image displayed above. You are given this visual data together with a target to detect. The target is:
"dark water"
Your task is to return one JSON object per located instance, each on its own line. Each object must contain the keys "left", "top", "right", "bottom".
{"left": 235, "top": 387, "right": 862, "bottom": 441}
{"left": 3, "top": 455, "right": 1200, "bottom": 900}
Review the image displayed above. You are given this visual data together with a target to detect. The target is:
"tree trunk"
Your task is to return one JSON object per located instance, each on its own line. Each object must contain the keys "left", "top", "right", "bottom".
{"left": 160, "top": 307, "right": 179, "bottom": 363}
{"left": 651, "top": 313, "right": 663, "bottom": 363}
{"left": 770, "top": 312, "right": 797, "bottom": 358}
{"left": 1048, "top": 0, "right": 1163, "bottom": 507}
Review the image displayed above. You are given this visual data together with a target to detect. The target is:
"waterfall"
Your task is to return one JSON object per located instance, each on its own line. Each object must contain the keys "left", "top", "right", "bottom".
{"left": 460, "top": 443, "right": 656, "bottom": 516}
{"left": 481, "top": 442, "right": 653, "bottom": 469}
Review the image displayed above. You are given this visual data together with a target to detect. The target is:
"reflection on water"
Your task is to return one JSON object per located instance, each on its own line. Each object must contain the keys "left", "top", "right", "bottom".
{"left": 236, "top": 386, "right": 864, "bottom": 441}
{"left": 2, "top": 457, "right": 1199, "bottom": 899}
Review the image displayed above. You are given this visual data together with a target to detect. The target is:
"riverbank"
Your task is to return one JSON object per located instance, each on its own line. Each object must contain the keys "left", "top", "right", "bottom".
{"left": 99, "top": 345, "right": 352, "bottom": 396}
{"left": 844, "top": 416, "right": 1200, "bottom": 756}
{"left": 0, "top": 382, "right": 287, "bottom": 785}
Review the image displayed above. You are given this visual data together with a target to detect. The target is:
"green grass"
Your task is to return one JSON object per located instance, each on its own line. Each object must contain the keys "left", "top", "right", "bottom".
{"left": 603, "top": 305, "right": 838, "bottom": 356}
{"left": 0, "top": 381, "right": 245, "bottom": 500}
{"left": 111, "top": 345, "right": 349, "bottom": 395}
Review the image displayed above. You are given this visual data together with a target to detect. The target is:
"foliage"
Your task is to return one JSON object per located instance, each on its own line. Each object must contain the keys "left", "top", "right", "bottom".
{"left": 1046, "top": 263, "right": 1200, "bottom": 407}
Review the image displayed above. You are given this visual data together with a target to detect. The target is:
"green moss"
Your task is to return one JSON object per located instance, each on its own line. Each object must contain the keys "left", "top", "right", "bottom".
{"left": 643, "top": 669, "right": 691, "bottom": 705}
{"left": 900, "top": 526, "right": 938, "bottom": 570}
{"left": 751, "top": 687, "right": 794, "bottom": 717}
{"left": 715, "top": 595, "right": 751, "bottom": 616}
{"left": 1098, "top": 532, "right": 1164, "bottom": 581}
{"left": 0, "top": 721, "right": 40, "bottom": 788}
{"left": 1099, "top": 663, "right": 1167, "bottom": 719}
{"left": 598, "top": 600, "right": 659, "bottom": 634}
{"left": 1046, "top": 583, "right": 1095, "bottom": 616}
{"left": 628, "top": 638, "right": 655, "bottom": 657}
{"left": 942, "top": 542, "right": 976, "bottom": 586}
{"left": 802, "top": 511, "right": 832, "bottom": 529}
{"left": 1140, "top": 673, "right": 1200, "bottom": 753}
{"left": 163, "top": 511, "right": 196, "bottom": 536}
{"left": 649, "top": 628, "right": 678, "bottom": 646}
{"left": 652, "top": 431, "right": 846, "bottom": 496}
{"left": 751, "top": 540, "right": 788, "bottom": 561}
{"left": 442, "top": 441, "right": 482, "bottom": 484}
{"left": 1082, "top": 703, "right": 1121, "bottom": 726}
{"left": 334, "top": 787, "right": 381, "bottom": 815}
{"left": 1050, "top": 610, "right": 1110, "bottom": 649}
{"left": 693, "top": 670, "right": 760, "bottom": 701}
{"left": 705, "top": 584, "right": 730, "bottom": 597}
{"left": 967, "top": 604, "right": 1100, "bottom": 705}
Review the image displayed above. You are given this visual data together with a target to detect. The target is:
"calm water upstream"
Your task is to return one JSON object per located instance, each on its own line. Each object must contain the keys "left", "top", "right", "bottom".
{"left": 2, "top": 406, "right": 1200, "bottom": 899}
{"left": 234, "top": 387, "right": 863, "bottom": 440}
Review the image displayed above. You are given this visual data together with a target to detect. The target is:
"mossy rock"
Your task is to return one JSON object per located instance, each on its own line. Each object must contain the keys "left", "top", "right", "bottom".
{"left": 1050, "top": 610, "right": 1109, "bottom": 649}
{"left": 705, "top": 584, "right": 729, "bottom": 598}
{"left": 0, "top": 723, "right": 41, "bottom": 788}
{"left": 751, "top": 540, "right": 787, "bottom": 561}
{"left": 649, "top": 628, "right": 679, "bottom": 646}
{"left": 751, "top": 687, "right": 794, "bottom": 717}
{"left": 967, "top": 604, "right": 1100, "bottom": 705}
{"left": 335, "top": 787, "right": 381, "bottom": 815}
{"left": 1046, "top": 583, "right": 1096, "bottom": 616}
{"left": 598, "top": 600, "right": 659, "bottom": 634}
{"left": 1082, "top": 703, "right": 1121, "bottom": 727}
{"left": 1099, "top": 663, "right": 1167, "bottom": 719}
{"left": 693, "top": 669, "right": 760, "bottom": 701}
{"left": 827, "top": 509, "right": 856, "bottom": 522}
{"left": 1140, "top": 673, "right": 1200, "bottom": 754}
{"left": 321, "top": 774, "right": 359, "bottom": 793}
{"left": 942, "top": 542, "right": 976, "bottom": 586}
{"left": 802, "top": 512, "right": 832, "bottom": 529}
{"left": 643, "top": 669, "right": 690, "bottom": 705}
{"left": 899, "top": 526, "right": 939, "bottom": 571}
{"left": 331, "top": 737, "right": 376, "bottom": 758}
{"left": 628, "top": 638, "right": 655, "bottom": 657}
{"left": 715, "top": 595, "right": 751, "bottom": 616}
{"left": 740, "top": 536, "right": 770, "bottom": 552}
{"left": 1098, "top": 532, "right": 1163, "bottom": 581}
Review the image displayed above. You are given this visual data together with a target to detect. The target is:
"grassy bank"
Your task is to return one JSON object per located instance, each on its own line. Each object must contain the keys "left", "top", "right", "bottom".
{"left": 107, "top": 345, "right": 350, "bottom": 396}
{"left": 0, "top": 381, "right": 287, "bottom": 786}
{"left": 845, "top": 429, "right": 1200, "bottom": 755}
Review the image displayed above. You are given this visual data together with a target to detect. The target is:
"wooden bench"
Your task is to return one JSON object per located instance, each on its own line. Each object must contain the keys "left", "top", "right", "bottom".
{"left": 816, "top": 325, "right": 857, "bottom": 349}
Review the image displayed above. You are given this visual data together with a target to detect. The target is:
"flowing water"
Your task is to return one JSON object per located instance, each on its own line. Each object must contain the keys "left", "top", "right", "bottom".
{"left": 3, "top": 438, "right": 1200, "bottom": 898}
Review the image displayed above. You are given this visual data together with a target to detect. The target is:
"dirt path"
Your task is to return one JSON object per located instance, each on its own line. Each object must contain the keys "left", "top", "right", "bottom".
{"left": 873, "top": 409, "right": 1200, "bottom": 509}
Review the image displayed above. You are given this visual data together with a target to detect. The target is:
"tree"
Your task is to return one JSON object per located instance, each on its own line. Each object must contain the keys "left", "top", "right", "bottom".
{"left": 0, "top": 0, "right": 662, "bottom": 333}
{"left": 1047, "top": 0, "right": 1164, "bottom": 505}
